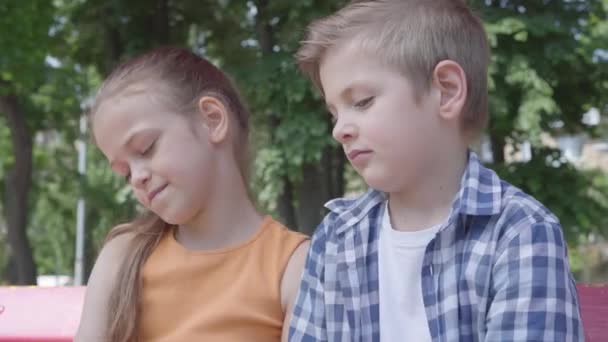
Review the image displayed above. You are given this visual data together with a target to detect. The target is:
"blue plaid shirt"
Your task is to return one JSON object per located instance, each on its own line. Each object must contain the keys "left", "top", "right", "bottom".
{"left": 289, "top": 152, "right": 583, "bottom": 341}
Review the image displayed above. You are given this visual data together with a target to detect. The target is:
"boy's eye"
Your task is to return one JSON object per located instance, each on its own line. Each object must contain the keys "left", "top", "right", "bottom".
{"left": 354, "top": 96, "right": 374, "bottom": 109}
{"left": 329, "top": 113, "right": 338, "bottom": 124}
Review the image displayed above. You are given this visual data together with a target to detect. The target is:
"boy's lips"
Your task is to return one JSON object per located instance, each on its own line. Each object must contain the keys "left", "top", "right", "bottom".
{"left": 347, "top": 149, "right": 373, "bottom": 165}
{"left": 147, "top": 184, "right": 167, "bottom": 203}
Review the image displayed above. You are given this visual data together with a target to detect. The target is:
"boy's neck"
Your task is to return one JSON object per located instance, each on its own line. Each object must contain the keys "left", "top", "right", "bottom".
{"left": 388, "top": 148, "right": 468, "bottom": 232}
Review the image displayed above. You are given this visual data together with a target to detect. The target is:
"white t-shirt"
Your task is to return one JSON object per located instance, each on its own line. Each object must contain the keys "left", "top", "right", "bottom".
{"left": 378, "top": 201, "right": 442, "bottom": 342}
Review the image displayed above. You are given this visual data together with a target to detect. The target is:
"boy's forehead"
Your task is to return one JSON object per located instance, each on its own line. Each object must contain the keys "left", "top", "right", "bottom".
{"left": 322, "top": 35, "right": 402, "bottom": 73}
{"left": 320, "top": 41, "right": 403, "bottom": 96}
{"left": 320, "top": 42, "right": 365, "bottom": 82}
{"left": 322, "top": 36, "right": 366, "bottom": 63}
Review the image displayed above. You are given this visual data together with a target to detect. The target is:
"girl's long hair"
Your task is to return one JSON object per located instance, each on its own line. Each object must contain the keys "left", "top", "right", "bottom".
{"left": 90, "top": 47, "right": 251, "bottom": 341}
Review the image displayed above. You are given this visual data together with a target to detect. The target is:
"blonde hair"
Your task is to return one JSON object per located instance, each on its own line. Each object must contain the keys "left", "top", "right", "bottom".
{"left": 296, "top": 0, "right": 490, "bottom": 138}
{"left": 89, "top": 47, "right": 252, "bottom": 341}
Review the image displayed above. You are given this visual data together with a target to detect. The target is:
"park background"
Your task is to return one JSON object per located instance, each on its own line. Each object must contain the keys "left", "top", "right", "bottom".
{"left": 0, "top": 0, "right": 607, "bottom": 287}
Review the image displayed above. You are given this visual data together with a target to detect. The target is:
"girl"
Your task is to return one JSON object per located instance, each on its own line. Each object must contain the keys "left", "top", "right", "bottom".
{"left": 76, "top": 47, "right": 309, "bottom": 342}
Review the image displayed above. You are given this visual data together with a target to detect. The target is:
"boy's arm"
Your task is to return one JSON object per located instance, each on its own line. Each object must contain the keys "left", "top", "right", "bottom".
{"left": 486, "top": 220, "right": 584, "bottom": 341}
{"left": 288, "top": 218, "right": 330, "bottom": 342}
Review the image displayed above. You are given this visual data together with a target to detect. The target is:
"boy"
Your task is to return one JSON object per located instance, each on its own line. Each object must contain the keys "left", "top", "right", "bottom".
{"left": 288, "top": 0, "right": 583, "bottom": 341}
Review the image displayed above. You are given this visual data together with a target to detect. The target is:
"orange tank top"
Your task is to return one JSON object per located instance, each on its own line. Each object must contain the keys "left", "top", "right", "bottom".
{"left": 139, "top": 216, "right": 307, "bottom": 341}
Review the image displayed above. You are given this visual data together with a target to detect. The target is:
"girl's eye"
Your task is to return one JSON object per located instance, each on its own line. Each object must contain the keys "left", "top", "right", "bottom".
{"left": 141, "top": 140, "right": 157, "bottom": 156}
{"left": 354, "top": 96, "right": 374, "bottom": 109}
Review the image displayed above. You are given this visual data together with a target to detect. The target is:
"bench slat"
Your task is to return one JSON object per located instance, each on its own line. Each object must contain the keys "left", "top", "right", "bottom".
{"left": 0, "top": 284, "right": 606, "bottom": 340}
{"left": 578, "top": 284, "right": 608, "bottom": 342}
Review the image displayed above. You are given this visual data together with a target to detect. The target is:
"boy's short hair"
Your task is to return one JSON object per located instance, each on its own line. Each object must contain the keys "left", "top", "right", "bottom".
{"left": 296, "top": 0, "right": 490, "bottom": 139}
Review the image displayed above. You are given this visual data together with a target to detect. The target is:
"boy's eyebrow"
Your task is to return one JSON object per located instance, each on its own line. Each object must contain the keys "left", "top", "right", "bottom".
{"left": 326, "top": 82, "right": 374, "bottom": 110}
{"left": 340, "top": 82, "right": 374, "bottom": 100}
{"left": 340, "top": 85, "right": 356, "bottom": 100}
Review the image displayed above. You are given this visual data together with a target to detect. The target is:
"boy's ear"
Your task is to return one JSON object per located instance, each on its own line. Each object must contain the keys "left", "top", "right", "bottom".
{"left": 432, "top": 60, "right": 467, "bottom": 121}
{"left": 197, "top": 96, "right": 230, "bottom": 144}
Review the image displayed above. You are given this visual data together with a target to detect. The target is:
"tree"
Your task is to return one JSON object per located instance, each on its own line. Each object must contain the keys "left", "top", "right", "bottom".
{"left": 1, "top": 0, "right": 606, "bottom": 284}
{"left": 0, "top": 0, "right": 58, "bottom": 284}
{"left": 474, "top": 0, "right": 608, "bottom": 238}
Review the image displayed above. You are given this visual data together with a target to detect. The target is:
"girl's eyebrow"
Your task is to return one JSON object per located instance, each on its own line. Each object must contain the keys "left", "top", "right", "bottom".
{"left": 109, "top": 128, "right": 158, "bottom": 167}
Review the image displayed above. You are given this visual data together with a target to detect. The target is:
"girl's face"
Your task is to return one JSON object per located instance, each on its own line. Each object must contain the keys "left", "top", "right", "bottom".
{"left": 93, "top": 89, "right": 218, "bottom": 225}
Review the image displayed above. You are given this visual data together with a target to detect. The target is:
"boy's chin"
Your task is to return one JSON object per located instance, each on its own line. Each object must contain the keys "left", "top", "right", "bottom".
{"left": 361, "top": 173, "right": 405, "bottom": 194}
{"left": 361, "top": 175, "right": 392, "bottom": 193}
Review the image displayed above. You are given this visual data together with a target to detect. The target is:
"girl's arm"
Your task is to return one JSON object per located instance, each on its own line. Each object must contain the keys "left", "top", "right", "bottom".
{"left": 74, "top": 231, "right": 133, "bottom": 342}
{"left": 280, "top": 240, "right": 311, "bottom": 342}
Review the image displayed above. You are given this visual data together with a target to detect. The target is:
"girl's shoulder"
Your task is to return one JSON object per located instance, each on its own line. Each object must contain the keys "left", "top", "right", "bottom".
{"left": 75, "top": 226, "right": 136, "bottom": 341}
{"left": 264, "top": 216, "right": 308, "bottom": 240}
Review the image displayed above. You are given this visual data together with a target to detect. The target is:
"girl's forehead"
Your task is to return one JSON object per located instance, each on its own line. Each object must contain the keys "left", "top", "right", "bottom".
{"left": 94, "top": 94, "right": 146, "bottom": 129}
{"left": 93, "top": 94, "right": 163, "bottom": 147}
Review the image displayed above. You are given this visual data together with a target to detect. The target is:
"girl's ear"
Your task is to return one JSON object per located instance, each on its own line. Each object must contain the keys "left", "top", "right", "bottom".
{"left": 197, "top": 96, "right": 230, "bottom": 144}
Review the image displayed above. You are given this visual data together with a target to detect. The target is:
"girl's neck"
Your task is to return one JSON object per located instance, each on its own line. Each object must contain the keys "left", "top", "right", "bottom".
{"left": 176, "top": 164, "right": 263, "bottom": 251}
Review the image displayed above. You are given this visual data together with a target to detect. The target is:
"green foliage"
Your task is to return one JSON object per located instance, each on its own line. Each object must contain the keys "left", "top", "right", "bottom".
{"left": 0, "top": 0, "right": 607, "bottom": 282}
{"left": 204, "top": 0, "right": 348, "bottom": 213}
{"left": 492, "top": 148, "right": 608, "bottom": 242}
{"left": 0, "top": 0, "right": 54, "bottom": 93}
{"left": 0, "top": 117, "right": 11, "bottom": 173}
{"left": 481, "top": 0, "right": 608, "bottom": 139}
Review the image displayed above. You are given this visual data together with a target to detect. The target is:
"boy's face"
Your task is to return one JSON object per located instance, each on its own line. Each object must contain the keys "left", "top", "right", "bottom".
{"left": 319, "top": 41, "right": 445, "bottom": 193}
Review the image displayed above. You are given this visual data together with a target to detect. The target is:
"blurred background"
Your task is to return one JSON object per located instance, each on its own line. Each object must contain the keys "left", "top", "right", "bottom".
{"left": 0, "top": 0, "right": 606, "bottom": 287}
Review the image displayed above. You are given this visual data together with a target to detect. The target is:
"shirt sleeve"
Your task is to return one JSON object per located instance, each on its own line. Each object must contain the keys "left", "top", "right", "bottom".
{"left": 288, "top": 215, "right": 332, "bottom": 342}
{"left": 485, "top": 220, "right": 584, "bottom": 341}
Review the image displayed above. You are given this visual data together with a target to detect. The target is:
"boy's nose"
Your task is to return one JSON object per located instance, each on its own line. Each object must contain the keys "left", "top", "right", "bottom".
{"left": 332, "top": 118, "right": 357, "bottom": 144}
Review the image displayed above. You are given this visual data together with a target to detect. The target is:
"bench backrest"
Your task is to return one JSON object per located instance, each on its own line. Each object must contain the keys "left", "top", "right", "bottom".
{"left": 0, "top": 284, "right": 606, "bottom": 341}
{"left": 578, "top": 284, "right": 608, "bottom": 342}
{"left": 0, "top": 286, "right": 85, "bottom": 342}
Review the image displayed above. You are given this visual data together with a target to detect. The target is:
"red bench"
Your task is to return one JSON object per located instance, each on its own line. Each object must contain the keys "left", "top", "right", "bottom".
{"left": 0, "top": 287, "right": 85, "bottom": 342}
{"left": 0, "top": 285, "right": 606, "bottom": 341}
{"left": 578, "top": 284, "right": 608, "bottom": 342}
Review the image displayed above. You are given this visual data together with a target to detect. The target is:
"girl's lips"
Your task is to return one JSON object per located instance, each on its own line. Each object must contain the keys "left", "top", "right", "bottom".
{"left": 148, "top": 184, "right": 167, "bottom": 202}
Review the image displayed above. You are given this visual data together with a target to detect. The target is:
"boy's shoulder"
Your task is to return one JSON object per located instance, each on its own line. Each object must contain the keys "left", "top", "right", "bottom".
{"left": 311, "top": 188, "right": 386, "bottom": 241}
{"left": 489, "top": 176, "right": 561, "bottom": 248}
{"left": 453, "top": 151, "right": 559, "bottom": 228}
{"left": 461, "top": 155, "right": 563, "bottom": 253}
{"left": 497, "top": 178, "right": 559, "bottom": 225}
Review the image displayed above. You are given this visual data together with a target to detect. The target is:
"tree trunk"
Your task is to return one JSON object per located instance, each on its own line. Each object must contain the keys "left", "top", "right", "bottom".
{"left": 153, "top": 0, "right": 170, "bottom": 46}
{"left": 253, "top": 0, "right": 347, "bottom": 232}
{"left": 328, "top": 142, "right": 345, "bottom": 199}
{"left": 102, "top": 5, "right": 124, "bottom": 74}
{"left": 296, "top": 164, "right": 325, "bottom": 235}
{"left": 0, "top": 92, "right": 36, "bottom": 285}
{"left": 276, "top": 176, "right": 297, "bottom": 229}
{"left": 254, "top": 0, "right": 299, "bottom": 229}
{"left": 490, "top": 131, "right": 505, "bottom": 164}
{"left": 5, "top": 256, "right": 17, "bottom": 284}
